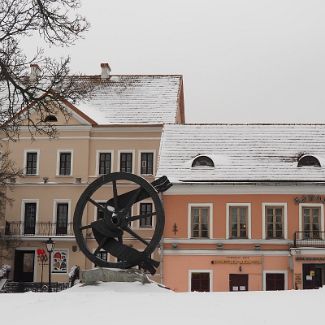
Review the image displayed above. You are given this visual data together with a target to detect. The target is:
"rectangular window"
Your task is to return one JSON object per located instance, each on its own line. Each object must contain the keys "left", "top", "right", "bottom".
{"left": 230, "top": 206, "right": 248, "bottom": 238}
{"left": 191, "top": 207, "right": 209, "bottom": 238}
{"left": 26, "top": 152, "right": 38, "bottom": 175}
{"left": 141, "top": 152, "right": 154, "bottom": 175}
{"left": 265, "top": 207, "right": 284, "bottom": 239}
{"left": 24, "top": 202, "right": 36, "bottom": 235}
{"left": 191, "top": 272, "right": 210, "bottom": 292}
{"left": 139, "top": 203, "right": 153, "bottom": 228}
{"left": 265, "top": 273, "right": 285, "bottom": 291}
{"left": 120, "top": 153, "right": 132, "bottom": 173}
{"left": 59, "top": 152, "right": 71, "bottom": 175}
{"left": 96, "top": 202, "right": 105, "bottom": 220}
{"left": 99, "top": 152, "right": 111, "bottom": 175}
{"left": 56, "top": 203, "right": 68, "bottom": 235}
{"left": 95, "top": 250, "right": 108, "bottom": 267}
{"left": 303, "top": 207, "right": 321, "bottom": 239}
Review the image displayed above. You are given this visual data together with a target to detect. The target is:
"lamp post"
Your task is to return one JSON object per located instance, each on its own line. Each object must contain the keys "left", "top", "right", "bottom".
{"left": 45, "top": 238, "right": 55, "bottom": 292}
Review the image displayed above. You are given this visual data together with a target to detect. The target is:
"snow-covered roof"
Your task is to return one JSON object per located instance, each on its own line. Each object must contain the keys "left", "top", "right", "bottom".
{"left": 157, "top": 124, "right": 325, "bottom": 183}
{"left": 75, "top": 75, "right": 183, "bottom": 125}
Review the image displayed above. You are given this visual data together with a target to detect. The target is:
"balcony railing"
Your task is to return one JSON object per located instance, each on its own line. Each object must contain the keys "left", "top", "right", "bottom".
{"left": 1, "top": 281, "right": 70, "bottom": 293}
{"left": 5, "top": 221, "right": 74, "bottom": 237}
{"left": 294, "top": 231, "right": 325, "bottom": 248}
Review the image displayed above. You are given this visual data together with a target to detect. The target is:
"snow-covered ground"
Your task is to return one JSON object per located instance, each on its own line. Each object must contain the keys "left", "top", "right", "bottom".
{"left": 1, "top": 282, "right": 324, "bottom": 325}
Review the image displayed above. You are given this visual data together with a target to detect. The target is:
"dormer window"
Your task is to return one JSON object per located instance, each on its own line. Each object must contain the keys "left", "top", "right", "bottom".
{"left": 44, "top": 115, "right": 58, "bottom": 122}
{"left": 297, "top": 155, "right": 321, "bottom": 167}
{"left": 192, "top": 155, "right": 214, "bottom": 168}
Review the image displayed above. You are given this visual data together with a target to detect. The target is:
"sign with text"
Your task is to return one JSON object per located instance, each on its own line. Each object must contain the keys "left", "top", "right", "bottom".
{"left": 294, "top": 195, "right": 325, "bottom": 204}
{"left": 211, "top": 256, "right": 262, "bottom": 265}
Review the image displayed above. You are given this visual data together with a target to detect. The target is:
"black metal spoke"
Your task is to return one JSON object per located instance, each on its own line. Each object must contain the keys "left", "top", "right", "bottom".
{"left": 88, "top": 198, "right": 105, "bottom": 211}
{"left": 113, "top": 180, "right": 119, "bottom": 209}
{"left": 123, "top": 226, "right": 149, "bottom": 246}
{"left": 80, "top": 224, "right": 93, "bottom": 231}
{"left": 126, "top": 212, "right": 157, "bottom": 222}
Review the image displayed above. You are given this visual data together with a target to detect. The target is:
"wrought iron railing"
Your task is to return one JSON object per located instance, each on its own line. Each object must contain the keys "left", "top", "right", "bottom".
{"left": 294, "top": 231, "right": 325, "bottom": 248}
{"left": 5, "top": 221, "right": 74, "bottom": 237}
{"left": 0, "top": 281, "right": 70, "bottom": 293}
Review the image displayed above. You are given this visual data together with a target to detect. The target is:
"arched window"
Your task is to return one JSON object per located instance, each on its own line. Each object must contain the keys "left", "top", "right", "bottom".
{"left": 44, "top": 115, "right": 58, "bottom": 122}
{"left": 297, "top": 155, "right": 321, "bottom": 167}
{"left": 192, "top": 155, "right": 214, "bottom": 168}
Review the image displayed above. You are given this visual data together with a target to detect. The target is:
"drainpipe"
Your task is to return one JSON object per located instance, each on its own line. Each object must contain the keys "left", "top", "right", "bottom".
{"left": 159, "top": 192, "right": 164, "bottom": 285}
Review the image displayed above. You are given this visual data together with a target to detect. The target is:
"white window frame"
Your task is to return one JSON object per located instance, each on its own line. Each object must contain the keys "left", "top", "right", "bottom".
{"left": 226, "top": 203, "right": 251, "bottom": 239}
{"left": 24, "top": 149, "right": 40, "bottom": 176}
{"left": 138, "top": 150, "right": 156, "bottom": 176}
{"left": 188, "top": 203, "right": 213, "bottom": 239}
{"left": 21, "top": 199, "right": 39, "bottom": 235}
{"left": 118, "top": 150, "right": 135, "bottom": 174}
{"left": 188, "top": 269, "right": 213, "bottom": 292}
{"left": 262, "top": 203, "right": 288, "bottom": 239}
{"left": 96, "top": 150, "right": 114, "bottom": 176}
{"left": 299, "top": 203, "right": 324, "bottom": 232}
{"left": 53, "top": 199, "right": 71, "bottom": 235}
{"left": 56, "top": 150, "right": 73, "bottom": 176}
{"left": 263, "top": 270, "right": 288, "bottom": 291}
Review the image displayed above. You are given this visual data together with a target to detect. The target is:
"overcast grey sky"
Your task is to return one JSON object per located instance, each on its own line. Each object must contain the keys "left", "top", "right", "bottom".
{"left": 25, "top": 1, "right": 325, "bottom": 123}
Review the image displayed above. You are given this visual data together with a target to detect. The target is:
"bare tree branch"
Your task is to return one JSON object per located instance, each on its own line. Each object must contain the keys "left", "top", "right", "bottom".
{"left": 0, "top": 0, "right": 92, "bottom": 140}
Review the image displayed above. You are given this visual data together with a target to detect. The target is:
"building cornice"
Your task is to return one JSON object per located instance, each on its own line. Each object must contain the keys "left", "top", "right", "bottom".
{"left": 165, "top": 183, "right": 325, "bottom": 195}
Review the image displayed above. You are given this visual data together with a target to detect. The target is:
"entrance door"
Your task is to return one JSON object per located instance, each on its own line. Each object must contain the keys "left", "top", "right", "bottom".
{"left": 14, "top": 250, "right": 35, "bottom": 282}
{"left": 229, "top": 274, "right": 248, "bottom": 292}
{"left": 265, "top": 273, "right": 285, "bottom": 290}
{"left": 303, "top": 264, "right": 323, "bottom": 289}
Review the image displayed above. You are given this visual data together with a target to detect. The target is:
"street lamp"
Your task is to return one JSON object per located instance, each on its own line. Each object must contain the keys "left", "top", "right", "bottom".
{"left": 45, "top": 238, "right": 55, "bottom": 292}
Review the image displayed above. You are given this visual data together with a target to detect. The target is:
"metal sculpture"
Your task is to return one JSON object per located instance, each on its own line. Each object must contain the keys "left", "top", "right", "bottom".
{"left": 73, "top": 172, "right": 172, "bottom": 275}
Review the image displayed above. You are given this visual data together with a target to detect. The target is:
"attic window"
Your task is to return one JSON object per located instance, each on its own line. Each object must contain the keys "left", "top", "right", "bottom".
{"left": 44, "top": 115, "right": 58, "bottom": 122}
{"left": 192, "top": 156, "right": 214, "bottom": 168}
{"left": 297, "top": 155, "right": 321, "bottom": 167}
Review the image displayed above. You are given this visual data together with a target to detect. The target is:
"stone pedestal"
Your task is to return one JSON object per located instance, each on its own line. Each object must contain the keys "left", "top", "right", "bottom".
{"left": 80, "top": 268, "right": 151, "bottom": 285}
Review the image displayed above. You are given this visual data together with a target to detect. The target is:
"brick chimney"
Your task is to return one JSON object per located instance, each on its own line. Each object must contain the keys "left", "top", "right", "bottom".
{"left": 101, "top": 63, "right": 111, "bottom": 79}
{"left": 30, "top": 64, "right": 41, "bottom": 81}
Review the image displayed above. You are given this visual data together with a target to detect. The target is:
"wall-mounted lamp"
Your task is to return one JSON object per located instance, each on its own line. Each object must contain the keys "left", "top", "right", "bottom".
{"left": 254, "top": 244, "right": 261, "bottom": 250}
{"left": 172, "top": 223, "right": 178, "bottom": 235}
{"left": 43, "top": 177, "right": 49, "bottom": 184}
{"left": 239, "top": 265, "right": 242, "bottom": 272}
{"left": 216, "top": 243, "right": 223, "bottom": 249}
{"left": 171, "top": 243, "right": 178, "bottom": 249}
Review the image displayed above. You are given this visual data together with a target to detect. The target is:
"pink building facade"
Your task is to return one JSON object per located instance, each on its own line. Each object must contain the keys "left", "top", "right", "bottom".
{"left": 158, "top": 124, "right": 325, "bottom": 292}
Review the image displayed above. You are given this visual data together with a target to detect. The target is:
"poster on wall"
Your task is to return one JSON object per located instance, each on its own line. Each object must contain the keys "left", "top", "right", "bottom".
{"left": 52, "top": 250, "right": 68, "bottom": 273}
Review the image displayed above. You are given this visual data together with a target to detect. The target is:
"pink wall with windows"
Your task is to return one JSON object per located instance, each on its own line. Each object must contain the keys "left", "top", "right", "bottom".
{"left": 162, "top": 192, "right": 325, "bottom": 292}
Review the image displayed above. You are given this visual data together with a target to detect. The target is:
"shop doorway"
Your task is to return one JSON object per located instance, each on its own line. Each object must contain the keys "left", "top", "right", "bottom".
{"left": 302, "top": 264, "right": 325, "bottom": 289}
{"left": 14, "top": 250, "right": 35, "bottom": 282}
{"left": 229, "top": 274, "right": 248, "bottom": 292}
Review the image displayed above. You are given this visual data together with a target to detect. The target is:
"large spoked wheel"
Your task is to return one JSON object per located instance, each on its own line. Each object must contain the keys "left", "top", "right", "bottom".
{"left": 73, "top": 172, "right": 164, "bottom": 272}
